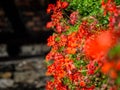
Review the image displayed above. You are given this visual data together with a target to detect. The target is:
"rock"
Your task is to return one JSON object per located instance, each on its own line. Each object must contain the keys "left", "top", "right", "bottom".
{"left": 26, "top": 21, "right": 34, "bottom": 28}
{"left": 0, "top": 79, "right": 14, "bottom": 88}
{"left": 0, "top": 44, "right": 8, "bottom": 57}
{"left": 15, "top": 61, "right": 34, "bottom": 71}
{"left": 0, "top": 57, "right": 47, "bottom": 90}
{"left": 40, "top": 44, "right": 50, "bottom": 53}
{"left": 0, "top": 72, "right": 12, "bottom": 79}
{"left": 0, "top": 64, "right": 15, "bottom": 72}
{"left": 23, "top": 11, "right": 35, "bottom": 16}
{"left": 15, "top": 59, "right": 46, "bottom": 72}
{"left": 14, "top": 71, "right": 40, "bottom": 83}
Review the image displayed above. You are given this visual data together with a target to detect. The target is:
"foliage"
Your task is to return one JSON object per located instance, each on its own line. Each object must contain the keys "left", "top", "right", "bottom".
{"left": 66, "top": 0, "right": 102, "bottom": 16}
{"left": 115, "top": 0, "right": 120, "bottom": 5}
{"left": 45, "top": 0, "right": 120, "bottom": 90}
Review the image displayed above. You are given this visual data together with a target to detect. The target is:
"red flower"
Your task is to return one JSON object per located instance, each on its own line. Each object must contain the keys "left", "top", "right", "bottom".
{"left": 115, "top": 60, "right": 120, "bottom": 71}
{"left": 61, "top": 1, "right": 69, "bottom": 9}
{"left": 65, "top": 47, "right": 76, "bottom": 54}
{"left": 56, "top": 23, "right": 63, "bottom": 33}
{"left": 46, "top": 81, "right": 54, "bottom": 90}
{"left": 46, "top": 22, "right": 53, "bottom": 29}
{"left": 69, "top": 11, "right": 79, "bottom": 25}
{"left": 59, "top": 34, "right": 67, "bottom": 46}
{"left": 51, "top": 11, "right": 63, "bottom": 26}
{"left": 68, "top": 72, "right": 81, "bottom": 84}
{"left": 46, "top": 51, "right": 55, "bottom": 61}
{"left": 56, "top": 1, "right": 62, "bottom": 8}
{"left": 55, "top": 82, "right": 67, "bottom": 90}
{"left": 77, "top": 21, "right": 89, "bottom": 38}
{"left": 47, "top": 4, "right": 55, "bottom": 14}
{"left": 54, "top": 53, "right": 64, "bottom": 61}
{"left": 109, "top": 70, "right": 117, "bottom": 79}
{"left": 80, "top": 81, "right": 86, "bottom": 87}
{"left": 64, "top": 57, "right": 76, "bottom": 72}
{"left": 47, "top": 35, "right": 56, "bottom": 46}
{"left": 109, "top": 16, "right": 116, "bottom": 29}
{"left": 101, "top": 0, "right": 119, "bottom": 16}
{"left": 84, "top": 30, "right": 117, "bottom": 60}
{"left": 67, "top": 32, "right": 81, "bottom": 48}
{"left": 101, "top": 60, "right": 120, "bottom": 79}
{"left": 87, "top": 61, "right": 96, "bottom": 74}
{"left": 101, "top": 61, "right": 114, "bottom": 74}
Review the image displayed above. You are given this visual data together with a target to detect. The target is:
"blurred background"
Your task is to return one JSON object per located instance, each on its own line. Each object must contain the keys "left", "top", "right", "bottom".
{"left": 0, "top": 0, "right": 55, "bottom": 90}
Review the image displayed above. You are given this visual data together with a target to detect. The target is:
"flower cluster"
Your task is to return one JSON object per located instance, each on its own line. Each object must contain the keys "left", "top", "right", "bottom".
{"left": 102, "top": 0, "right": 120, "bottom": 29}
{"left": 45, "top": 0, "right": 120, "bottom": 90}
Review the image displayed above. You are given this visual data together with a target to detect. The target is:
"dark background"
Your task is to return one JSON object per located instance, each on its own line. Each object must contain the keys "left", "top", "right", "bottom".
{"left": 0, "top": 0, "right": 55, "bottom": 58}
{"left": 0, "top": 0, "right": 56, "bottom": 90}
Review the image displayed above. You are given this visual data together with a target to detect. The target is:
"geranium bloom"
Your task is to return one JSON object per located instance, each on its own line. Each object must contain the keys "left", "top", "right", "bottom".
{"left": 67, "top": 32, "right": 78, "bottom": 48}
{"left": 109, "top": 70, "right": 117, "bottom": 79}
{"left": 51, "top": 11, "right": 63, "bottom": 26}
{"left": 61, "top": 1, "right": 69, "bottom": 9}
{"left": 59, "top": 34, "right": 67, "bottom": 46}
{"left": 55, "top": 82, "right": 67, "bottom": 90}
{"left": 56, "top": 23, "right": 63, "bottom": 33}
{"left": 80, "top": 81, "right": 86, "bottom": 87}
{"left": 87, "top": 61, "right": 96, "bottom": 74}
{"left": 101, "top": 0, "right": 118, "bottom": 16}
{"left": 68, "top": 72, "right": 82, "bottom": 84}
{"left": 47, "top": 35, "right": 56, "bottom": 46}
{"left": 64, "top": 57, "right": 76, "bottom": 72}
{"left": 46, "top": 81, "right": 54, "bottom": 90}
{"left": 46, "top": 51, "right": 55, "bottom": 61}
{"left": 47, "top": 4, "right": 55, "bottom": 14}
{"left": 65, "top": 47, "right": 76, "bottom": 54}
{"left": 84, "top": 30, "right": 117, "bottom": 60}
{"left": 101, "top": 61, "right": 118, "bottom": 79}
{"left": 69, "top": 11, "right": 79, "bottom": 25}
{"left": 46, "top": 63, "right": 66, "bottom": 79}
{"left": 101, "top": 61, "right": 114, "bottom": 74}
{"left": 46, "top": 22, "right": 53, "bottom": 29}
{"left": 115, "top": 60, "right": 120, "bottom": 70}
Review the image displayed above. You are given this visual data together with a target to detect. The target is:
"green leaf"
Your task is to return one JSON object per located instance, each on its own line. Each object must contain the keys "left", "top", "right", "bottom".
{"left": 108, "top": 44, "right": 120, "bottom": 59}
{"left": 74, "top": 59, "right": 87, "bottom": 69}
{"left": 81, "top": 69, "right": 87, "bottom": 76}
{"left": 115, "top": 0, "right": 120, "bottom": 5}
{"left": 68, "top": 84, "right": 76, "bottom": 90}
{"left": 115, "top": 75, "right": 120, "bottom": 85}
{"left": 55, "top": 37, "right": 60, "bottom": 42}
{"left": 64, "top": 23, "right": 80, "bottom": 35}
{"left": 58, "top": 46, "right": 65, "bottom": 52}
{"left": 68, "top": 54, "right": 77, "bottom": 59}
{"left": 65, "top": 0, "right": 110, "bottom": 26}
{"left": 63, "top": 77, "right": 72, "bottom": 85}
{"left": 45, "top": 60, "right": 54, "bottom": 66}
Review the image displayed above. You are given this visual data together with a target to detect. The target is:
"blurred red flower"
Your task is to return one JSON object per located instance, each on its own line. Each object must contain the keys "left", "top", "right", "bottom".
{"left": 84, "top": 30, "right": 117, "bottom": 60}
